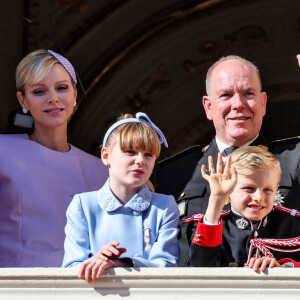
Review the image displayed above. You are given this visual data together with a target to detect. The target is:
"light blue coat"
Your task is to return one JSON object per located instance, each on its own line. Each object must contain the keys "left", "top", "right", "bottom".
{"left": 62, "top": 180, "right": 180, "bottom": 267}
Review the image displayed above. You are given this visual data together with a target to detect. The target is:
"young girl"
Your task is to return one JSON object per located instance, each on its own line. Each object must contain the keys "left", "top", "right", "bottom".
{"left": 63, "top": 112, "right": 180, "bottom": 282}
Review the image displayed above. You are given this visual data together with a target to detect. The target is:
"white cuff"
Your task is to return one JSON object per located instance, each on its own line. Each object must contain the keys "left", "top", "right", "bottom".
{"left": 203, "top": 216, "right": 221, "bottom": 226}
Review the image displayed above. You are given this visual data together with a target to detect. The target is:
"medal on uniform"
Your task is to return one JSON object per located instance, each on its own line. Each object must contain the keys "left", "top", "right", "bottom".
{"left": 274, "top": 190, "right": 285, "bottom": 206}
{"left": 262, "top": 216, "right": 268, "bottom": 227}
{"left": 143, "top": 227, "right": 150, "bottom": 251}
{"left": 236, "top": 218, "right": 249, "bottom": 229}
{"left": 178, "top": 202, "right": 187, "bottom": 217}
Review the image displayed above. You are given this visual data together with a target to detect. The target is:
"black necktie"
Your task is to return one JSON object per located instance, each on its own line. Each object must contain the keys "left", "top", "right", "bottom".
{"left": 222, "top": 147, "right": 238, "bottom": 157}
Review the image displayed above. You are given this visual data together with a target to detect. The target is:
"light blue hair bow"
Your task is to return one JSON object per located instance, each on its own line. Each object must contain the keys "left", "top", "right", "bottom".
{"left": 102, "top": 112, "right": 168, "bottom": 148}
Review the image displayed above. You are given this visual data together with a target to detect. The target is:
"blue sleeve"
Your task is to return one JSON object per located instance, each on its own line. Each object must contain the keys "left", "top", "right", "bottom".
{"left": 62, "top": 194, "right": 92, "bottom": 267}
{"left": 130, "top": 195, "right": 180, "bottom": 267}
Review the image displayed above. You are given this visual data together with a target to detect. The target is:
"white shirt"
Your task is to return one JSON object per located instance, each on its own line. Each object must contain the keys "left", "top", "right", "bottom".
{"left": 215, "top": 135, "right": 259, "bottom": 162}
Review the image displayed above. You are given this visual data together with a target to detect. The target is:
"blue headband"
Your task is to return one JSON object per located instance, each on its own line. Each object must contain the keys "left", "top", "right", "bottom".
{"left": 102, "top": 112, "right": 168, "bottom": 148}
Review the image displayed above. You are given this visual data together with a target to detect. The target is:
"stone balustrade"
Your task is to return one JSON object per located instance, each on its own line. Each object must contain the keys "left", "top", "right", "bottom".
{"left": 1, "top": 267, "right": 300, "bottom": 299}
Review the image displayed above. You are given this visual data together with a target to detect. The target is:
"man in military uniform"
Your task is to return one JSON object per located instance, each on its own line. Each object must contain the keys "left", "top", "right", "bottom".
{"left": 157, "top": 55, "right": 300, "bottom": 266}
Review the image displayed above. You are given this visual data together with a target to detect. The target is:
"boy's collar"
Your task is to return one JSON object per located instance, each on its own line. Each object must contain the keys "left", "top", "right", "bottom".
{"left": 230, "top": 208, "right": 267, "bottom": 231}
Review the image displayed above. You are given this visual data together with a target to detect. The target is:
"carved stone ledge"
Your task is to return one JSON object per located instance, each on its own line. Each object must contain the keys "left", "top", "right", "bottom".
{"left": 1, "top": 267, "right": 300, "bottom": 299}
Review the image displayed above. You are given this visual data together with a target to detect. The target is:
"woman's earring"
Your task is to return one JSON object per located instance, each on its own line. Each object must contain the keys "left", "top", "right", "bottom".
{"left": 74, "top": 101, "right": 77, "bottom": 107}
{"left": 23, "top": 108, "right": 28, "bottom": 114}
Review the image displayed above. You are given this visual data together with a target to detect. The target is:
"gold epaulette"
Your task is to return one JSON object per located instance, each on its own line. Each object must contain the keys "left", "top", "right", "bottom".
{"left": 202, "top": 144, "right": 209, "bottom": 151}
{"left": 271, "top": 136, "right": 300, "bottom": 144}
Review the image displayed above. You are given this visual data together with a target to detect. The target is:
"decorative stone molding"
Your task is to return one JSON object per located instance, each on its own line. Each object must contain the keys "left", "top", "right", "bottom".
{"left": 1, "top": 267, "right": 300, "bottom": 299}
{"left": 3, "top": 1, "right": 300, "bottom": 152}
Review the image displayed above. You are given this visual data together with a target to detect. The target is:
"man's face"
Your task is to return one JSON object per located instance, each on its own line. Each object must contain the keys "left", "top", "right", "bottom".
{"left": 203, "top": 59, "right": 267, "bottom": 146}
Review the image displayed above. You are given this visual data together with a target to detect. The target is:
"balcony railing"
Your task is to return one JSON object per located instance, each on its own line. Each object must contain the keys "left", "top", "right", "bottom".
{"left": 1, "top": 267, "right": 300, "bottom": 299}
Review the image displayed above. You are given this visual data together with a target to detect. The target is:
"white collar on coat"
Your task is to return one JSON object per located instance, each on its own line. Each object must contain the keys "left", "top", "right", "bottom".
{"left": 97, "top": 179, "right": 152, "bottom": 212}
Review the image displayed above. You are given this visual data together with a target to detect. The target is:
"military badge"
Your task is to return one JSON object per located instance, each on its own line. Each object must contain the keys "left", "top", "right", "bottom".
{"left": 143, "top": 227, "right": 150, "bottom": 251}
{"left": 224, "top": 198, "right": 230, "bottom": 205}
{"left": 262, "top": 216, "right": 268, "bottom": 227}
{"left": 236, "top": 218, "right": 249, "bottom": 229}
{"left": 178, "top": 202, "right": 187, "bottom": 217}
{"left": 274, "top": 190, "right": 285, "bottom": 206}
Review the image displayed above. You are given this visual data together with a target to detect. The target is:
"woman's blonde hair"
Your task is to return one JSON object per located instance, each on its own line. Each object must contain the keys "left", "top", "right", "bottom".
{"left": 105, "top": 114, "right": 161, "bottom": 157}
{"left": 231, "top": 146, "right": 282, "bottom": 183}
{"left": 16, "top": 50, "right": 75, "bottom": 95}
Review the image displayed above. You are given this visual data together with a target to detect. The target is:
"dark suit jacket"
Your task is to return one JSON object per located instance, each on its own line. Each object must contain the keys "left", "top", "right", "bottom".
{"left": 157, "top": 134, "right": 300, "bottom": 266}
{"left": 270, "top": 137, "right": 300, "bottom": 210}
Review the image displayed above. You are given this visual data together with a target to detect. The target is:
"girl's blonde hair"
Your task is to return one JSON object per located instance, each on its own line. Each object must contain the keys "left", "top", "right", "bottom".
{"left": 231, "top": 146, "right": 282, "bottom": 184}
{"left": 16, "top": 50, "right": 76, "bottom": 95}
{"left": 104, "top": 114, "right": 161, "bottom": 157}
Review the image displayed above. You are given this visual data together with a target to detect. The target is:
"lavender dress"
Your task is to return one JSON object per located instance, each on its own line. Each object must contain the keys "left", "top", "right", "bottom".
{"left": 0, "top": 134, "right": 108, "bottom": 267}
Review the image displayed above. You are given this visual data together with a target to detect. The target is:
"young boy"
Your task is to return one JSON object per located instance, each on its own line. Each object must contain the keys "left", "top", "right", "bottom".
{"left": 185, "top": 146, "right": 300, "bottom": 271}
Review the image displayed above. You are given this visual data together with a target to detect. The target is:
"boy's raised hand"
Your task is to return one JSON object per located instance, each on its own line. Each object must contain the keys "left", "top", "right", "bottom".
{"left": 201, "top": 153, "right": 237, "bottom": 199}
{"left": 202, "top": 153, "right": 237, "bottom": 224}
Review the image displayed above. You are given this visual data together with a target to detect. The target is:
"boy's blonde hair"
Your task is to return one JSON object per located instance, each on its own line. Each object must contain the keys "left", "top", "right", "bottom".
{"left": 231, "top": 146, "right": 282, "bottom": 184}
{"left": 104, "top": 114, "right": 161, "bottom": 157}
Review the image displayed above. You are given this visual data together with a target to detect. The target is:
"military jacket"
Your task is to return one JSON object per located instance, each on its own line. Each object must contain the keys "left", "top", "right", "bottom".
{"left": 186, "top": 209, "right": 300, "bottom": 267}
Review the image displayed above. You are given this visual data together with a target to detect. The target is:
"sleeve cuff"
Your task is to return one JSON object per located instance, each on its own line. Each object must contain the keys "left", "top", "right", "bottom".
{"left": 278, "top": 258, "right": 300, "bottom": 268}
{"left": 119, "top": 257, "right": 134, "bottom": 267}
{"left": 203, "top": 215, "right": 221, "bottom": 225}
{"left": 192, "top": 216, "right": 223, "bottom": 247}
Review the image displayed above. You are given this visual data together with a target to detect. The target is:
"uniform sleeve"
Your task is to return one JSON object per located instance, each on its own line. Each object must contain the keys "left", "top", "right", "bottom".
{"left": 185, "top": 216, "right": 223, "bottom": 267}
{"left": 130, "top": 195, "right": 180, "bottom": 267}
{"left": 62, "top": 194, "right": 92, "bottom": 267}
{"left": 278, "top": 258, "right": 300, "bottom": 267}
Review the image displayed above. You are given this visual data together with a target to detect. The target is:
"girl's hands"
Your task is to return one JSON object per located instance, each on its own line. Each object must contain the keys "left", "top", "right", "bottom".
{"left": 78, "top": 257, "right": 116, "bottom": 283}
{"left": 78, "top": 241, "right": 128, "bottom": 283}
{"left": 248, "top": 256, "right": 283, "bottom": 272}
{"left": 95, "top": 240, "right": 127, "bottom": 261}
{"left": 297, "top": 54, "right": 300, "bottom": 67}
